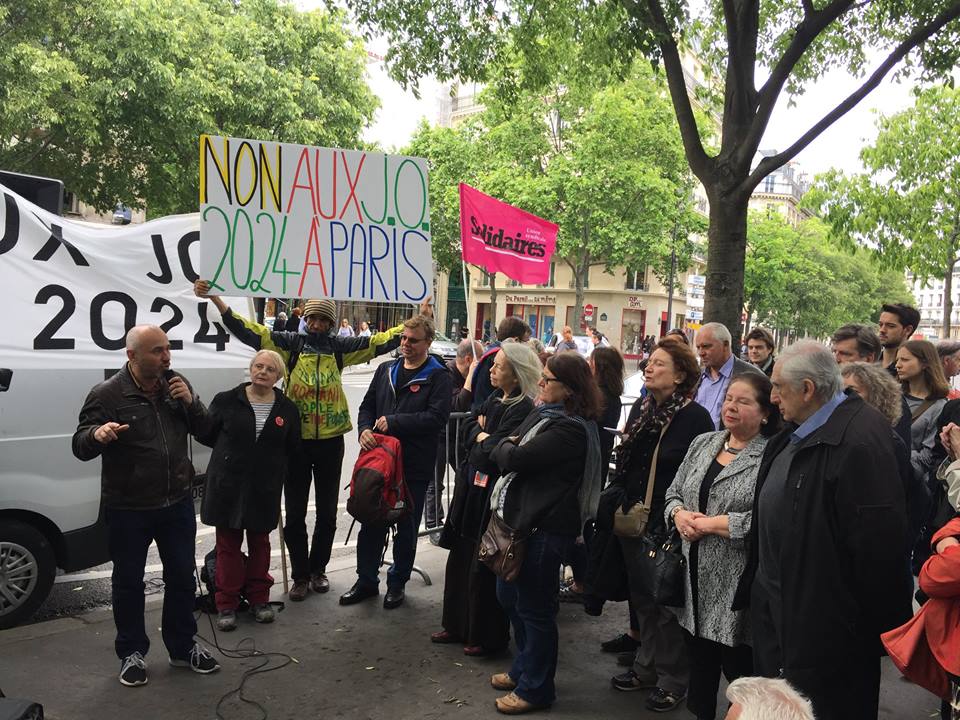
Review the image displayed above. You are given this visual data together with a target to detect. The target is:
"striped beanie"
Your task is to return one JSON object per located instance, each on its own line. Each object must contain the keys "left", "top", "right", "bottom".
{"left": 302, "top": 299, "right": 337, "bottom": 324}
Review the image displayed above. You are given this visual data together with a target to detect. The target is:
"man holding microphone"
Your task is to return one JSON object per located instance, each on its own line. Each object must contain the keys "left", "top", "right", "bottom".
{"left": 73, "top": 324, "right": 219, "bottom": 687}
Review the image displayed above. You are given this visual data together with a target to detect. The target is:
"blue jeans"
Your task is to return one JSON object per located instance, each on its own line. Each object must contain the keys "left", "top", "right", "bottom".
{"left": 356, "top": 475, "right": 427, "bottom": 590}
{"left": 496, "top": 531, "right": 571, "bottom": 706}
{"left": 105, "top": 497, "right": 197, "bottom": 660}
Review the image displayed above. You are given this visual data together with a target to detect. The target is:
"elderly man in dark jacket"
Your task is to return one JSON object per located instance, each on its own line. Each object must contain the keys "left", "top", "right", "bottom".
{"left": 72, "top": 325, "right": 218, "bottom": 687}
{"left": 341, "top": 315, "right": 453, "bottom": 609}
{"left": 735, "top": 340, "right": 913, "bottom": 720}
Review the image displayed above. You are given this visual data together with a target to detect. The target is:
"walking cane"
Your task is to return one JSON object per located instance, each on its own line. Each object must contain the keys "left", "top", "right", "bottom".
{"left": 277, "top": 518, "right": 289, "bottom": 594}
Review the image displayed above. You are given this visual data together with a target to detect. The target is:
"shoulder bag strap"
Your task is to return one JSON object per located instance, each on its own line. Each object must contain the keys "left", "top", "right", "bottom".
{"left": 642, "top": 419, "right": 672, "bottom": 509}
{"left": 911, "top": 399, "right": 935, "bottom": 423}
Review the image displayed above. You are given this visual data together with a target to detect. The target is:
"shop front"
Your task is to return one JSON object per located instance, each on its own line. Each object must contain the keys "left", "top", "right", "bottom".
{"left": 505, "top": 293, "right": 558, "bottom": 343}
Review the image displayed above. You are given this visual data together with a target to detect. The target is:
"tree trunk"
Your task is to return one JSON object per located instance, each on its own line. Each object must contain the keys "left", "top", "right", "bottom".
{"left": 944, "top": 258, "right": 957, "bottom": 338}
{"left": 572, "top": 239, "right": 590, "bottom": 331}
{"left": 488, "top": 272, "right": 498, "bottom": 341}
{"left": 703, "top": 191, "right": 750, "bottom": 351}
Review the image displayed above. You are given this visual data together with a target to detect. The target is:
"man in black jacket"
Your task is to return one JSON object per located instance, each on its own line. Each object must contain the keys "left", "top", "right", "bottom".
{"left": 341, "top": 315, "right": 453, "bottom": 609}
{"left": 72, "top": 325, "right": 219, "bottom": 687}
{"left": 735, "top": 340, "right": 912, "bottom": 720}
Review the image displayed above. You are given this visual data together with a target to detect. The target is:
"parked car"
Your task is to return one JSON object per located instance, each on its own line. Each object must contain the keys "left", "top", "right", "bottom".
{"left": 545, "top": 333, "right": 593, "bottom": 357}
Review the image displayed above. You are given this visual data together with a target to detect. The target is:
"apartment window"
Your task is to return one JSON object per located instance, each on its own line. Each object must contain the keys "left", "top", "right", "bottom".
{"left": 569, "top": 268, "right": 590, "bottom": 289}
{"left": 764, "top": 176, "right": 776, "bottom": 193}
{"left": 481, "top": 271, "right": 491, "bottom": 287}
{"left": 537, "top": 263, "right": 556, "bottom": 289}
{"left": 625, "top": 268, "right": 647, "bottom": 291}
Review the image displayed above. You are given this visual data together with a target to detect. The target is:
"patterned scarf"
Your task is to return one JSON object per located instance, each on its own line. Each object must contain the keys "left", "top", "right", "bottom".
{"left": 612, "top": 391, "right": 687, "bottom": 482}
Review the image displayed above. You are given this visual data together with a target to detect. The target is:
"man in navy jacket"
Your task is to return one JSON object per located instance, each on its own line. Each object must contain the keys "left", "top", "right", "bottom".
{"left": 341, "top": 314, "right": 452, "bottom": 609}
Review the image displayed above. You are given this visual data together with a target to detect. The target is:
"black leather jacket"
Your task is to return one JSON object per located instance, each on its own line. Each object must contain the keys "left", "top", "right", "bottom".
{"left": 72, "top": 364, "right": 208, "bottom": 510}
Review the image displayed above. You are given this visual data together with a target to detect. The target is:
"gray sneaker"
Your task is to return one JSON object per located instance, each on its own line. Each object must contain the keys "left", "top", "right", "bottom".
{"left": 119, "top": 651, "right": 147, "bottom": 687}
{"left": 169, "top": 643, "right": 220, "bottom": 674}
{"left": 252, "top": 603, "right": 275, "bottom": 624}
{"left": 217, "top": 609, "right": 237, "bottom": 632}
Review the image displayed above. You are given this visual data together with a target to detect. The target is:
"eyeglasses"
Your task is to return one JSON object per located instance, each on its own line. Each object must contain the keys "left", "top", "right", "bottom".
{"left": 400, "top": 335, "right": 427, "bottom": 345}
{"left": 540, "top": 374, "right": 562, "bottom": 384}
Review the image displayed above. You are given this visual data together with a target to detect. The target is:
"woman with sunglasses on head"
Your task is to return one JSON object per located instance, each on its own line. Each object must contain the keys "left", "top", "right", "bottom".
{"left": 602, "top": 340, "right": 714, "bottom": 712}
{"left": 485, "top": 352, "right": 603, "bottom": 714}
{"left": 433, "top": 341, "right": 542, "bottom": 657}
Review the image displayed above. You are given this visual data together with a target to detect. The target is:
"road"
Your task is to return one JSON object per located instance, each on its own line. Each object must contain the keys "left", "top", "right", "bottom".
{"left": 28, "top": 357, "right": 441, "bottom": 623}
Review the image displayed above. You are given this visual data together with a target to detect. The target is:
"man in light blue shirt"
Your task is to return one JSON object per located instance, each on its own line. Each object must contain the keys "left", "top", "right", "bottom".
{"left": 694, "top": 322, "right": 763, "bottom": 428}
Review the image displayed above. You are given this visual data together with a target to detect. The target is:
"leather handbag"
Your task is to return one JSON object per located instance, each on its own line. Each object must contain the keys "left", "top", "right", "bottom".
{"left": 613, "top": 422, "right": 670, "bottom": 538}
{"left": 478, "top": 511, "right": 528, "bottom": 582}
{"left": 634, "top": 528, "right": 686, "bottom": 607}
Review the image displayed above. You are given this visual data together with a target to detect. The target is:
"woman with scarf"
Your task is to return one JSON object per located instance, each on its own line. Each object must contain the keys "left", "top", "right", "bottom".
{"left": 607, "top": 340, "right": 714, "bottom": 712}
{"left": 486, "top": 352, "right": 603, "bottom": 714}
{"left": 432, "top": 341, "right": 542, "bottom": 656}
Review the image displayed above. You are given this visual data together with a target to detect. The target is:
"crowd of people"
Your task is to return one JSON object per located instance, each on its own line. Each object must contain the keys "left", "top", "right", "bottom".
{"left": 71, "top": 289, "right": 960, "bottom": 719}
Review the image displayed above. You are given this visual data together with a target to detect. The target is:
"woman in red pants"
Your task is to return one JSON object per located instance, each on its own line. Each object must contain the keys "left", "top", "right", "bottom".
{"left": 197, "top": 349, "right": 301, "bottom": 630}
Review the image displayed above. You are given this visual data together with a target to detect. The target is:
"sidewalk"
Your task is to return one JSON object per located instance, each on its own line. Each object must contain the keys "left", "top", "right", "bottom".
{"left": 0, "top": 542, "right": 940, "bottom": 720}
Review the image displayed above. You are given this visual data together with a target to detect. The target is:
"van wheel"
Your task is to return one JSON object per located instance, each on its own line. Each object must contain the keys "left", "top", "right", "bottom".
{"left": 0, "top": 521, "right": 56, "bottom": 629}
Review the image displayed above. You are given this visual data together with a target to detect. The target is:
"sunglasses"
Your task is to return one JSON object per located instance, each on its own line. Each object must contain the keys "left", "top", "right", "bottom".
{"left": 400, "top": 335, "right": 427, "bottom": 345}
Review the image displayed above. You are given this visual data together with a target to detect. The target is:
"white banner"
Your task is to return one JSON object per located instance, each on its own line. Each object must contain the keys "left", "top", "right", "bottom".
{"left": 199, "top": 135, "right": 433, "bottom": 302}
{"left": 0, "top": 184, "right": 253, "bottom": 370}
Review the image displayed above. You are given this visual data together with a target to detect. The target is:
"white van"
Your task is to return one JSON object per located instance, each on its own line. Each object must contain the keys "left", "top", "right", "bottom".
{"left": 0, "top": 178, "right": 255, "bottom": 628}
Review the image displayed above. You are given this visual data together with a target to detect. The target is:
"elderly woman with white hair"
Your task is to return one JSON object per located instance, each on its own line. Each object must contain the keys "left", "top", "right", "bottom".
{"left": 195, "top": 349, "right": 301, "bottom": 631}
{"left": 433, "top": 340, "right": 543, "bottom": 657}
{"left": 723, "top": 677, "right": 815, "bottom": 720}
{"left": 734, "top": 340, "right": 912, "bottom": 720}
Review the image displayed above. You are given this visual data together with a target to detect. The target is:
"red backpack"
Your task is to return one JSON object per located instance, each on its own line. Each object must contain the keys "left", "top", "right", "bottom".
{"left": 346, "top": 434, "right": 412, "bottom": 529}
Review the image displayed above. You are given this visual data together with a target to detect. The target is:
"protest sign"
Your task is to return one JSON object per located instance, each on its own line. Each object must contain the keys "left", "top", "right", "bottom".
{"left": 0, "top": 184, "right": 252, "bottom": 370}
{"left": 459, "top": 183, "right": 558, "bottom": 285}
{"left": 199, "top": 135, "right": 432, "bottom": 302}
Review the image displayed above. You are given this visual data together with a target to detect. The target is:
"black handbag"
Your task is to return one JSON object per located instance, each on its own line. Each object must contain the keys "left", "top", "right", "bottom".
{"left": 634, "top": 528, "right": 686, "bottom": 607}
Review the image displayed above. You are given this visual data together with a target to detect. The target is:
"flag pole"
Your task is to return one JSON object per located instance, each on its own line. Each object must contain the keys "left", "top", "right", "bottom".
{"left": 461, "top": 258, "right": 475, "bottom": 341}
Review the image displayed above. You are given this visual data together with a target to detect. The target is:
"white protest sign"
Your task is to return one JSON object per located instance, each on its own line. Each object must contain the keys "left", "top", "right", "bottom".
{"left": 0, "top": 184, "right": 252, "bottom": 370}
{"left": 199, "top": 135, "right": 433, "bottom": 302}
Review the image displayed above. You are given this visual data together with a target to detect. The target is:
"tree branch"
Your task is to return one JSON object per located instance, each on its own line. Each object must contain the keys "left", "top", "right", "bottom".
{"left": 743, "top": 0, "right": 856, "bottom": 164}
{"left": 637, "top": 0, "right": 711, "bottom": 180}
{"left": 744, "top": 0, "right": 960, "bottom": 192}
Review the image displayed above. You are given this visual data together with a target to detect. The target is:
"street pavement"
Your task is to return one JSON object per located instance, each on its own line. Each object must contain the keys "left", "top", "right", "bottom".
{"left": 0, "top": 539, "right": 941, "bottom": 720}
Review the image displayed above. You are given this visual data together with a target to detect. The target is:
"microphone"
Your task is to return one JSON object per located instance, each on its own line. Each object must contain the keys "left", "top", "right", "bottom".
{"left": 163, "top": 369, "right": 185, "bottom": 413}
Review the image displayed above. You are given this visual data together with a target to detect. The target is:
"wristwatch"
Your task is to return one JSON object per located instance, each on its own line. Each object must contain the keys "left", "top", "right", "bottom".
{"left": 670, "top": 505, "right": 684, "bottom": 522}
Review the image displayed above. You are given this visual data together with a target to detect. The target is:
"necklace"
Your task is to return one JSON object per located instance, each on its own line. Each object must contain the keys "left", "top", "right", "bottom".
{"left": 723, "top": 443, "right": 743, "bottom": 455}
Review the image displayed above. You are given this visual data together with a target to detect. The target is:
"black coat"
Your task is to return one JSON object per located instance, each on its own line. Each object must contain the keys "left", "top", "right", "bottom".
{"left": 598, "top": 387, "right": 622, "bottom": 485}
{"left": 358, "top": 355, "right": 453, "bottom": 480}
{"left": 444, "top": 390, "right": 534, "bottom": 542}
{"left": 734, "top": 394, "right": 913, "bottom": 701}
{"left": 196, "top": 385, "right": 301, "bottom": 533}
{"left": 490, "top": 409, "right": 588, "bottom": 536}
{"left": 584, "top": 400, "right": 713, "bottom": 601}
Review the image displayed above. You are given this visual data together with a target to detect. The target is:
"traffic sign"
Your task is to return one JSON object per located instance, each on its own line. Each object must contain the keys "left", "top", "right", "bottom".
{"left": 583, "top": 303, "right": 594, "bottom": 319}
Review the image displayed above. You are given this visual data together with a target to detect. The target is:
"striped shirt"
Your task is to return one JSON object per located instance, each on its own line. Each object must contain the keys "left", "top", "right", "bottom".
{"left": 251, "top": 401, "right": 275, "bottom": 438}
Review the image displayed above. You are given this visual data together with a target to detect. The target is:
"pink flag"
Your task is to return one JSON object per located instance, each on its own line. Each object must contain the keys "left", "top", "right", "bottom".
{"left": 459, "top": 183, "right": 558, "bottom": 284}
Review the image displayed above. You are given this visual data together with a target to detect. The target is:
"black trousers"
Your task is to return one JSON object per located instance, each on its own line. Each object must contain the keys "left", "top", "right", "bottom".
{"left": 684, "top": 632, "right": 753, "bottom": 720}
{"left": 283, "top": 436, "right": 345, "bottom": 581}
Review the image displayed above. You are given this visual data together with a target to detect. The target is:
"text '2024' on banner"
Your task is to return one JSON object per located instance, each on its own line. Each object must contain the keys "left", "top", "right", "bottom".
{"left": 199, "top": 135, "right": 433, "bottom": 303}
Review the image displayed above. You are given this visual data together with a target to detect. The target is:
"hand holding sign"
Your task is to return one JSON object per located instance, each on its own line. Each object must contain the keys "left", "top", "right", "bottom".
{"left": 94, "top": 422, "right": 129, "bottom": 444}
{"left": 418, "top": 294, "right": 434, "bottom": 319}
{"left": 194, "top": 279, "right": 228, "bottom": 314}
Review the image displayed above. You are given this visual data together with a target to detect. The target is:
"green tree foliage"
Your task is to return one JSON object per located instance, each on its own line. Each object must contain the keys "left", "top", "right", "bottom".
{"left": 0, "top": 0, "right": 377, "bottom": 216}
{"left": 806, "top": 86, "right": 960, "bottom": 335}
{"left": 745, "top": 212, "right": 912, "bottom": 340}
{"left": 405, "top": 62, "right": 699, "bottom": 328}
{"left": 339, "top": 0, "right": 960, "bottom": 339}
